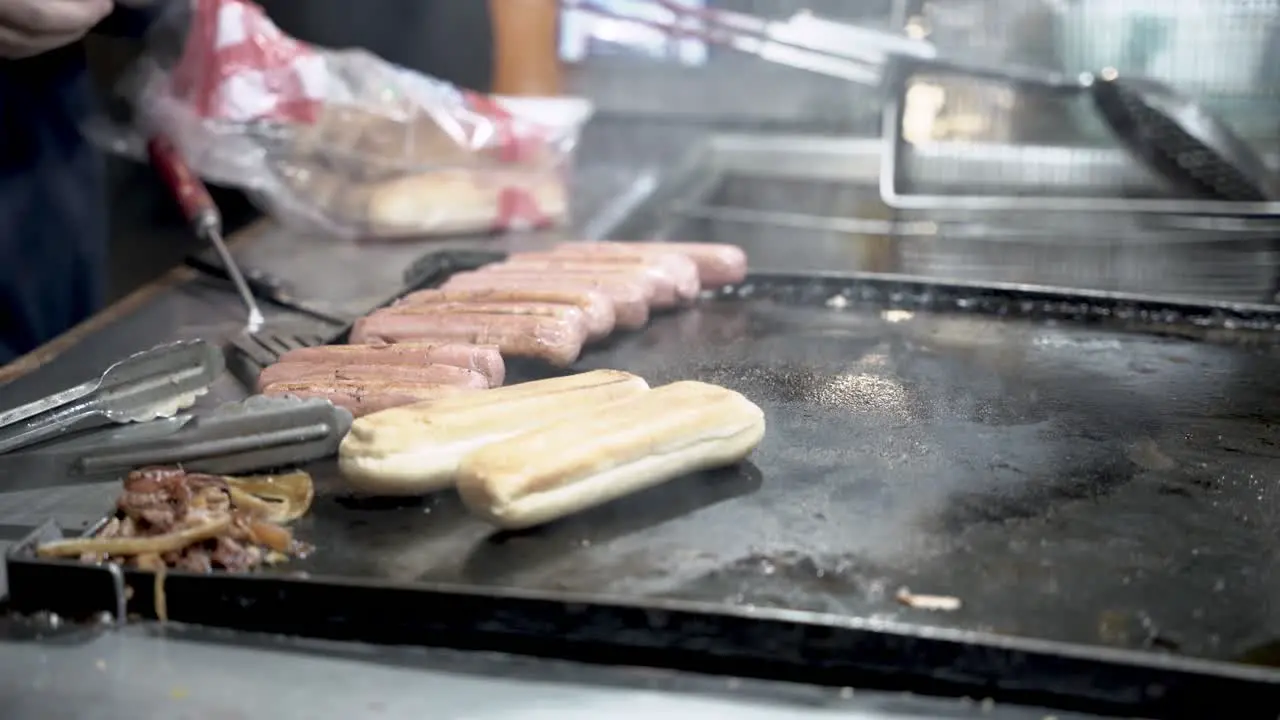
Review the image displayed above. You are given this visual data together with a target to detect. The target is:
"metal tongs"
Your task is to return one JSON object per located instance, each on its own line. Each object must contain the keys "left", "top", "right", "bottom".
{"left": 568, "top": 1, "right": 1280, "bottom": 207}
{"left": 70, "top": 393, "right": 353, "bottom": 476}
{"left": 0, "top": 340, "right": 224, "bottom": 455}
{"left": 0, "top": 394, "right": 353, "bottom": 492}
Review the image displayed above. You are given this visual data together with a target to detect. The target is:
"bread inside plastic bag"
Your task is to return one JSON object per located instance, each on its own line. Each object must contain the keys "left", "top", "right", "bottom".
{"left": 111, "top": 0, "right": 592, "bottom": 239}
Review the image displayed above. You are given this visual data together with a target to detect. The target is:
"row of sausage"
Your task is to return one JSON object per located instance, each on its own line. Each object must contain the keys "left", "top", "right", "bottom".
{"left": 256, "top": 241, "right": 748, "bottom": 416}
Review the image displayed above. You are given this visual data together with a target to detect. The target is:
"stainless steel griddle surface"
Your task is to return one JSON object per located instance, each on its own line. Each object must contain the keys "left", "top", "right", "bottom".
{"left": 275, "top": 273, "right": 1280, "bottom": 667}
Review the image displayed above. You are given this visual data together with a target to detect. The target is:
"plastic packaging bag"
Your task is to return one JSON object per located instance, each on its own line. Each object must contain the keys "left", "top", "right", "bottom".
{"left": 125, "top": 0, "right": 594, "bottom": 239}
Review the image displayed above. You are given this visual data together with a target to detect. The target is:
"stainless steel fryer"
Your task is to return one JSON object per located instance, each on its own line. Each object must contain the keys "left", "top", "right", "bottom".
{"left": 608, "top": 132, "right": 1280, "bottom": 305}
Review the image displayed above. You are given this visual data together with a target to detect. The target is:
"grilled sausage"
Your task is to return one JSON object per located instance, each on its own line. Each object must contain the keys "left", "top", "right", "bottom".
{"left": 475, "top": 263, "right": 664, "bottom": 307}
{"left": 397, "top": 288, "right": 616, "bottom": 340}
{"left": 501, "top": 252, "right": 698, "bottom": 308}
{"left": 551, "top": 241, "right": 748, "bottom": 288}
{"left": 261, "top": 379, "right": 477, "bottom": 417}
{"left": 256, "top": 362, "right": 492, "bottom": 393}
{"left": 276, "top": 343, "right": 505, "bottom": 386}
{"left": 378, "top": 301, "right": 594, "bottom": 343}
{"left": 534, "top": 247, "right": 703, "bottom": 303}
{"left": 350, "top": 311, "right": 588, "bottom": 367}
{"left": 441, "top": 271, "right": 651, "bottom": 330}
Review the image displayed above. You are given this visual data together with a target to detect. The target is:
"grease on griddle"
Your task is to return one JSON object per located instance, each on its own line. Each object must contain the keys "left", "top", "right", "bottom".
{"left": 723, "top": 364, "right": 905, "bottom": 412}
{"left": 1127, "top": 437, "right": 1176, "bottom": 471}
{"left": 749, "top": 303, "right": 887, "bottom": 342}
{"left": 928, "top": 451, "right": 1140, "bottom": 534}
{"left": 675, "top": 551, "right": 903, "bottom": 614}
{"left": 1097, "top": 609, "right": 1182, "bottom": 653}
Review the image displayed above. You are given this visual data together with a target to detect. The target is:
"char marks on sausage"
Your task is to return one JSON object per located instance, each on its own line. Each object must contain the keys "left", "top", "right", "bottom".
{"left": 499, "top": 253, "right": 683, "bottom": 308}
{"left": 441, "top": 272, "right": 651, "bottom": 330}
{"left": 377, "top": 301, "right": 594, "bottom": 343}
{"left": 261, "top": 379, "right": 476, "bottom": 417}
{"left": 275, "top": 343, "right": 505, "bottom": 387}
{"left": 349, "top": 311, "right": 588, "bottom": 367}
{"left": 256, "top": 361, "right": 492, "bottom": 393}
{"left": 550, "top": 241, "right": 748, "bottom": 288}
{"left": 543, "top": 246, "right": 703, "bottom": 303}
{"left": 398, "top": 288, "right": 616, "bottom": 340}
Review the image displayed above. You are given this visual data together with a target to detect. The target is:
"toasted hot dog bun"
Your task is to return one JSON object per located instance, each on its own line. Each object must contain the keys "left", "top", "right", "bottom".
{"left": 338, "top": 369, "right": 650, "bottom": 496}
{"left": 456, "top": 381, "right": 765, "bottom": 530}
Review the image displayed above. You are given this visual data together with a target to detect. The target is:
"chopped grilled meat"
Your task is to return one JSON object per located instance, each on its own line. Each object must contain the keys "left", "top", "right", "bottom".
{"left": 47, "top": 466, "right": 313, "bottom": 574}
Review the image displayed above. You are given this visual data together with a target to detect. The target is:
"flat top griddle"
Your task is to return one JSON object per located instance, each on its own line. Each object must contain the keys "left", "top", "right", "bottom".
{"left": 291, "top": 275, "right": 1280, "bottom": 661}
{"left": 11, "top": 258, "right": 1280, "bottom": 717}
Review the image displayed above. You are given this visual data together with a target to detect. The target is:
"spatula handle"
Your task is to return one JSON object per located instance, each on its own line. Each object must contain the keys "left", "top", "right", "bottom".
{"left": 147, "top": 136, "right": 222, "bottom": 236}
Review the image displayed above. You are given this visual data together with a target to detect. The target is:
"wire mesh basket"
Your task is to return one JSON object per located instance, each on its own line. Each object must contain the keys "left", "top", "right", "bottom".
{"left": 881, "top": 0, "right": 1280, "bottom": 213}
{"left": 660, "top": 153, "right": 1280, "bottom": 303}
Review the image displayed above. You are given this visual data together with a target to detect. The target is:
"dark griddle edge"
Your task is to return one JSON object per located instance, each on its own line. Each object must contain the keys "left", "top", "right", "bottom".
{"left": 11, "top": 253, "right": 1280, "bottom": 719}
{"left": 9, "top": 518, "right": 1280, "bottom": 719}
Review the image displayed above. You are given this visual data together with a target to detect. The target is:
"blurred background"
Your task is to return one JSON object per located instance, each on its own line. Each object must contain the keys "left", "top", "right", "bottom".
{"left": 87, "top": 0, "right": 1280, "bottom": 302}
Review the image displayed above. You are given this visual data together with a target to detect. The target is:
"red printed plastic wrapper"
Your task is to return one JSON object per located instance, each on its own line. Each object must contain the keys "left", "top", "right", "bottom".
{"left": 127, "top": 0, "right": 593, "bottom": 239}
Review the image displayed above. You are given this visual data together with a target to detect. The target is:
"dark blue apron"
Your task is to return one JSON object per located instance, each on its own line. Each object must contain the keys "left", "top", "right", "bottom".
{"left": 0, "top": 7, "right": 159, "bottom": 365}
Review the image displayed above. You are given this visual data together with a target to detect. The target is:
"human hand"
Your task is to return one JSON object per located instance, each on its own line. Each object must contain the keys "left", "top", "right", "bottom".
{"left": 0, "top": 0, "right": 113, "bottom": 59}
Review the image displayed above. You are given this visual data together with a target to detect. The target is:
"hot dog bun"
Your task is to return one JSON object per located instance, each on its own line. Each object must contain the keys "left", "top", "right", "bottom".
{"left": 456, "top": 381, "right": 765, "bottom": 530}
{"left": 338, "top": 369, "right": 650, "bottom": 496}
{"left": 366, "top": 170, "right": 567, "bottom": 236}
{"left": 285, "top": 106, "right": 568, "bottom": 236}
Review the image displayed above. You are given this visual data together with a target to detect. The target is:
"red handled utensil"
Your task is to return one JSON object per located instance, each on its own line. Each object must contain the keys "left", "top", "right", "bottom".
{"left": 147, "top": 137, "right": 266, "bottom": 332}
